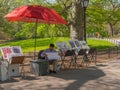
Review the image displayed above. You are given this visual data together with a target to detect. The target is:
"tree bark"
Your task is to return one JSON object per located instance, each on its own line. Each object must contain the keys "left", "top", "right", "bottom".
{"left": 69, "top": 0, "right": 84, "bottom": 40}
{"left": 108, "top": 22, "right": 114, "bottom": 37}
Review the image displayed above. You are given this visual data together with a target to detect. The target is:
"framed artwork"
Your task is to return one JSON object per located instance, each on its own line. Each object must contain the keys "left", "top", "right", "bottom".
{"left": 74, "top": 40, "right": 80, "bottom": 47}
{"left": 56, "top": 42, "right": 68, "bottom": 50}
{"left": 69, "top": 40, "right": 76, "bottom": 49}
{"left": 0, "top": 46, "right": 12, "bottom": 59}
{"left": 79, "top": 41, "right": 90, "bottom": 49}
{"left": 11, "top": 46, "right": 23, "bottom": 56}
{"left": 46, "top": 52, "right": 60, "bottom": 60}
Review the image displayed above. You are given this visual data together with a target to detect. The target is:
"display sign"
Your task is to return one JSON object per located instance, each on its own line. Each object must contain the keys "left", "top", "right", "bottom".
{"left": 0, "top": 46, "right": 23, "bottom": 61}
{"left": 56, "top": 42, "right": 68, "bottom": 50}
{"left": 0, "top": 46, "right": 12, "bottom": 59}
{"left": 11, "top": 46, "right": 23, "bottom": 56}
{"left": 69, "top": 40, "right": 76, "bottom": 49}
{"left": 46, "top": 52, "right": 60, "bottom": 60}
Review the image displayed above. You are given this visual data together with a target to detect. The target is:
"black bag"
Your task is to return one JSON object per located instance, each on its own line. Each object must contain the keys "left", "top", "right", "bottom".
{"left": 65, "top": 50, "right": 75, "bottom": 56}
{"left": 38, "top": 50, "right": 45, "bottom": 59}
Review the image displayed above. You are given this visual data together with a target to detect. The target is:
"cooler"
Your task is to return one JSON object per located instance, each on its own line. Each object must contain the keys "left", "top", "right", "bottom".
{"left": 30, "top": 60, "right": 48, "bottom": 76}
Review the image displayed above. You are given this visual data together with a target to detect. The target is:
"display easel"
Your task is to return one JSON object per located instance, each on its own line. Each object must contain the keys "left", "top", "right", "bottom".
{"left": 0, "top": 46, "right": 25, "bottom": 80}
{"left": 11, "top": 56, "right": 25, "bottom": 77}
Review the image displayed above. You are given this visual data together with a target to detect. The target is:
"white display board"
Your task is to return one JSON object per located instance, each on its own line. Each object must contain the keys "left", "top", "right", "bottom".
{"left": 0, "top": 46, "right": 23, "bottom": 62}
{"left": 46, "top": 52, "right": 60, "bottom": 60}
{"left": 0, "top": 46, "right": 12, "bottom": 60}
{"left": 56, "top": 42, "right": 69, "bottom": 50}
{"left": 11, "top": 46, "right": 23, "bottom": 56}
{"left": 69, "top": 40, "right": 81, "bottom": 50}
{"left": 79, "top": 41, "right": 90, "bottom": 50}
{"left": 68, "top": 40, "right": 76, "bottom": 49}
{"left": 0, "top": 64, "right": 8, "bottom": 81}
{"left": 69, "top": 40, "right": 82, "bottom": 55}
{"left": 56, "top": 42, "right": 70, "bottom": 54}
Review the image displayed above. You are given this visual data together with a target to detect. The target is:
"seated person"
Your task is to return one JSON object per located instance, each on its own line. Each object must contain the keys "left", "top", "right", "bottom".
{"left": 41, "top": 44, "right": 58, "bottom": 73}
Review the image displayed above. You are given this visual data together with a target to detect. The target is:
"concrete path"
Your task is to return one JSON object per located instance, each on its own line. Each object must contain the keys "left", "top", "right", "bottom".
{"left": 0, "top": 57, "right": 120, "bottom": 90}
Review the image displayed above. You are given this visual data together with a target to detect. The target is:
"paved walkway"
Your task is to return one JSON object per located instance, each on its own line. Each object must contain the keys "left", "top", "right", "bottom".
{"left": 0, "top": 57, "right": 120, "bottom": 90}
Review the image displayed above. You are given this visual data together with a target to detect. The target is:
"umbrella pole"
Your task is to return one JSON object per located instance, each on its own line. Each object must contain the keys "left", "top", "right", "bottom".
{"left": 34, "top": 20, "right": 38, "bottom": 59}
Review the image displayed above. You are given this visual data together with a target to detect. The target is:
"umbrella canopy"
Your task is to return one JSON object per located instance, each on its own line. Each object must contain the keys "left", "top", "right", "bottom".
{"left": 4, "top": 5, "right": 67, "bottom": 59}
{"left": 4, "top": 5, "right": 67, "bottom": 24}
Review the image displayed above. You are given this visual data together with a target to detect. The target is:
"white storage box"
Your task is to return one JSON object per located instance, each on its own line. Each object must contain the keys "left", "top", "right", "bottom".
{"left": 8, "top": 64, "right": 19, "bottom": 76}
{"left": 0, "top": 64, "right": 8, "bottom": 81}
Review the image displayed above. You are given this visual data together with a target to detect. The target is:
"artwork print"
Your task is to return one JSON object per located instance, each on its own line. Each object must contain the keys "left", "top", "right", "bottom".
{"left": 0, "top": 47, "right": 12, "bottom": 59}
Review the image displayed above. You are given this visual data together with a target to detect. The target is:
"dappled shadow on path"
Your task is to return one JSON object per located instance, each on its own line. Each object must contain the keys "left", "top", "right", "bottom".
{"left": 0, "top": 66, "right": 105, "bottom": 90}
{"left": 0, "top": 75, "right": 38, "bottom": 84}
{"left": 0, "top": 86, "right": 4, "bottom": 90}
{"left": 0, "top": 78, "right": 19, "bottom": 84}
{"left": 50, "top": 66, "right": 105, "bottom": 90}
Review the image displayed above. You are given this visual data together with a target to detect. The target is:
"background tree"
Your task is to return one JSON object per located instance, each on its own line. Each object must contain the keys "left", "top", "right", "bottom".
{"left": 87, "top": 0, "right": 120, "bottom": 37}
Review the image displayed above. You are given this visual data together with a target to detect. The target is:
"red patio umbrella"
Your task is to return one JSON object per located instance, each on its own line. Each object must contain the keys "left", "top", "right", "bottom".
{"left": 4, "top": 5, "right": 67, "bottom": 59}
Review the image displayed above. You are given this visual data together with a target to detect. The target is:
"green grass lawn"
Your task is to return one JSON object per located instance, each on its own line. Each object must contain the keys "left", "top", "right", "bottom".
{"left": 0, "top": 37, "right": 115, "bottom": 52}
{"left": 87, "top": 39, "right": 115, "bottom": 50}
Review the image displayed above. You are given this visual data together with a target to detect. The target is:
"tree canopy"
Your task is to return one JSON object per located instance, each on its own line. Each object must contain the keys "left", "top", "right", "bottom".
{"left": 0, "top": 0, "right": 120, "bottom": 40}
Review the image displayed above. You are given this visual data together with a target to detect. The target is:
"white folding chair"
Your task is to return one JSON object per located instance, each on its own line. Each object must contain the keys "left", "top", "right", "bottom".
{"left": 68, "top": 40, "right": 82, "bottom": 68}
{"left": 69, "top": 40, "right": 91, "bottom": 67}
{"left": 79, "top": 41, "right": 96, "bottom": 65}
{"left": 56, "top": 42, "right": 75, "bottom": 69}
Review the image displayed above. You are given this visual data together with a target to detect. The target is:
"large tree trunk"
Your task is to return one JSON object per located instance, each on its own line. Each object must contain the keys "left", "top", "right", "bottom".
{"left": 108, "top": 22, "right": 114, "bottom": 37}
{"left": 69, "top": 0, "right": 84, "bottom": 40}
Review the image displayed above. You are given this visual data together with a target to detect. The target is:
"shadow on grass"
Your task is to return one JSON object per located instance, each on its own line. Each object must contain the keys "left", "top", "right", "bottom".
{"left": 0, "top": 67, "right": 105, "bottom": 90}
{"left": 89, "top": 45, "right": 112, "bottom": 50}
